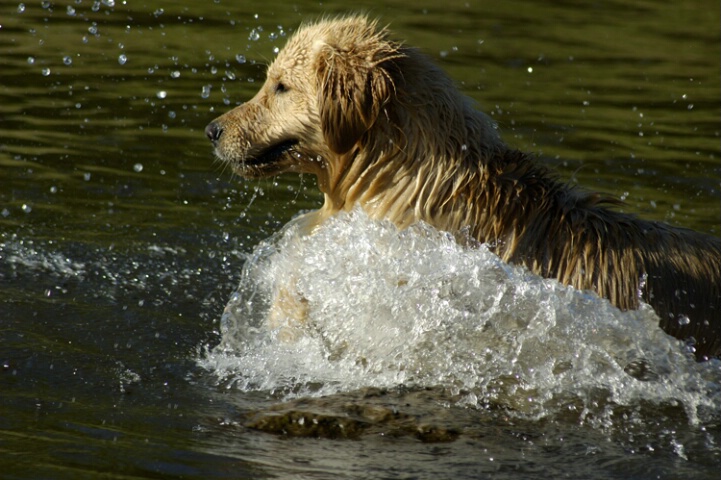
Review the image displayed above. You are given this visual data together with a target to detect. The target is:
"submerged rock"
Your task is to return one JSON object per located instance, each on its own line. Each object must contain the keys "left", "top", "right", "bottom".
{"left": 244, "top": 387, "right": 466, "bottom": 442}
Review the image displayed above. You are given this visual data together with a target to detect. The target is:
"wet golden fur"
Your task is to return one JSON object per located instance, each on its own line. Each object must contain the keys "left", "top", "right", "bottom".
{"left": 206, "top": 16, "right": 721, "bottom": 359}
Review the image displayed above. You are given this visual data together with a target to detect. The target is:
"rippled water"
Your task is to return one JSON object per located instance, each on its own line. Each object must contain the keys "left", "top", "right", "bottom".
{"left": 2, "top": 0, "right": 720, "bottom": 478}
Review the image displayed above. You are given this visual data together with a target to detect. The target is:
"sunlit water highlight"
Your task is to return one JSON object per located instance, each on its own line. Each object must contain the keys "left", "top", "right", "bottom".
{"left": 202, "top": 208, "right": 721, "bottom": 430}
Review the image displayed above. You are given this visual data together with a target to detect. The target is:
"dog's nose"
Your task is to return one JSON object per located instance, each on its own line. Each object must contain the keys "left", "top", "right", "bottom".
{"left": 205, "top": 122, "right": 223, "bottom": 143}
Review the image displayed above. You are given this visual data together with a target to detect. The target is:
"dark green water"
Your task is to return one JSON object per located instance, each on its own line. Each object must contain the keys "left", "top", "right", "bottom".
{"left": 1, "top": 1, "right": 720, "bottom": 478}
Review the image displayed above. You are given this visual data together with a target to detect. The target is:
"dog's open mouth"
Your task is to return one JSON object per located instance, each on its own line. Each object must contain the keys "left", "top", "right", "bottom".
{"left": 246, "top": 139, "right": 299, "bottom": 166}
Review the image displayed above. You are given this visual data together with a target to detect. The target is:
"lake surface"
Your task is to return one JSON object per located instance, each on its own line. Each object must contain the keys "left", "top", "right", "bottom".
{"left": 1, "top": 0, "right": 720, "bottom": 478}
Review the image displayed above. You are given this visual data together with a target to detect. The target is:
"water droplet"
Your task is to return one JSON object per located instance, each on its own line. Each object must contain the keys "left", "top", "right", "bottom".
{"left": 201, "top": 84, "right": 211, "bottom": 99}
{"left": 118, "top": 54, "right": 127, "bottom": 65}
{"left": 248, "top": 27, "right": 261, "bottom": 42}
{"left": 21, "top": 204, "right": 32, "bottom": 214}
{"left": 153, "top": 8, "right": 164, "bottom": 17}
{"left": 50, "top": 186, "right": 58, "bottom": 194}
{"left": 527, "top": 66, "right": 533, "bottom": 73}
{"left": 133, "top": 163, "right": 143, "bottom": 173}
{"left": 63, "top": 55, "right": 72, "bottom": 66}
{"left": 66, "top": 5, "right": 76, "bottom": 15}
{"left": 83, "top": 172, "right": 91, "bottom": 181}
{"left": 170, "top": 70, "right": 180, "bottom": 79}
{"left": 156, "top": 90, "right": 167, "bottom": 99}
{"left": 102, "top": 0, "right": 115, "bottom": 7}
{"left": 41, "top": 67, "right": 51, "bottom": 76}
{"left": 235, "top": 54, "right": 246, "bottom": 64}
{"left": 17, "top": 3, "right": 26, "bottom": 14}
{"left": 27, "top": 56, "right": 35, "bottom": 65}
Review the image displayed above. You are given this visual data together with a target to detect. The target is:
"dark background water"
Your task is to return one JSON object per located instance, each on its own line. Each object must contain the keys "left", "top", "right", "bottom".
{"left": 1, "top": 0, "right": 720, "bottom": 478}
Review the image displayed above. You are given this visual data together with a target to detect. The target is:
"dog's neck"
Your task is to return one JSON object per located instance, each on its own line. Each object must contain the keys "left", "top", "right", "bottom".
{"left": 315, "top": 109, "right": 563, "bottom": 247}
{"left": 316, "top": 132, "right": 624, "bottom": 287}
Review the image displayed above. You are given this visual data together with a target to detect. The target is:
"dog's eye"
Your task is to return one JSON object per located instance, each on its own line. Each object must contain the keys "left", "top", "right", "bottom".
{"left": 274, "top": 82, "right": 288, "bottom": 94}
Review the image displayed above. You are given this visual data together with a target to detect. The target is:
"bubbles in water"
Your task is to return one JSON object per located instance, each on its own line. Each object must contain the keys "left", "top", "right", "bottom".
{"left": 156, "top": 90, "right": 167, "bottom": 99}
{"left": 17, "top": 3, "right": 25, "bottom": 14}
{"left": 62, "top": 55, "right": 72, "bottom": 66}
{"left": 27, "top": 56, "right": 34, "bottom": 65}
{"left": 133, "top": 163, "right": 143, "bottom": 173}
{"left": 201, "top": 84, "right": 211, "bottom": 99}
{"left": 41, "top": 67, "right": 51, "bottom": 76}
{"left": 118, "top": 54, "right": 127, "bottom": 65}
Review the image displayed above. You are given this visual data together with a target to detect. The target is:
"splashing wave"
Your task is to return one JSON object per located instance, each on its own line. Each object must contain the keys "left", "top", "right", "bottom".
{"left": 202, "top": 208, "right": 721, "bottom": 425}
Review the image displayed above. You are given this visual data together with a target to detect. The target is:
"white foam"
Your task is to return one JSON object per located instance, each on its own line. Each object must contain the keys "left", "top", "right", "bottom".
{"left": 2, "top": 239, "right": 86, "bottom": 278}
{"left": 202, "top": 208, "right": 721, "bottom": 424}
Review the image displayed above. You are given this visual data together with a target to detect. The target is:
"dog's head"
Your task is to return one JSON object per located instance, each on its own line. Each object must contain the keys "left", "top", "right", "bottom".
{"left": 205, "top": 16, "right": 405, "bottom": 180}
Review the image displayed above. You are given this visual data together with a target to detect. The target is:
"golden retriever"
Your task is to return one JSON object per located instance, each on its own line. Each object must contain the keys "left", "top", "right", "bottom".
{"left": 205, "top": 15, "right": 721, "bottom": 359}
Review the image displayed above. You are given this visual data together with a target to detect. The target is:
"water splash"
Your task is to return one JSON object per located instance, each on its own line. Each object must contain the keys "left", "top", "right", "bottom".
{"left": 202, "top": 208, "right": 721, "bottom": 426}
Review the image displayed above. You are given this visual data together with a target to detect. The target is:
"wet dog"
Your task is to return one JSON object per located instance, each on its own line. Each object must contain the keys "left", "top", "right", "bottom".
{"left": 206, "top": 15, "right": 721, "bottom": 359}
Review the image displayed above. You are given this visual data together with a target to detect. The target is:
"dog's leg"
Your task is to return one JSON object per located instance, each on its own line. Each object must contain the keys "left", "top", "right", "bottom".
{"left": 268, "top": 283, "right": 310, "bottom": 342}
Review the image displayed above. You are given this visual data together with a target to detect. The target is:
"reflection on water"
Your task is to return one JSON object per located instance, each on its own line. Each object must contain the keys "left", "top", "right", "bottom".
{"left": 1, "top": 0, "right": 720, "bottom": 478}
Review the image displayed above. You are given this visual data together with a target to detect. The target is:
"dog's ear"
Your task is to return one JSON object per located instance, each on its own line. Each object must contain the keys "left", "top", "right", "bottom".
{"left": 316, "top": 44, "right": 401, "bottom": 154}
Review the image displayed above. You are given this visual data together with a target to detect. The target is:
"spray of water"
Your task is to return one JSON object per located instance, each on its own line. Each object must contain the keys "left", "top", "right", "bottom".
{"left": 202, "top": 208, "right": 721, "bottom": 426}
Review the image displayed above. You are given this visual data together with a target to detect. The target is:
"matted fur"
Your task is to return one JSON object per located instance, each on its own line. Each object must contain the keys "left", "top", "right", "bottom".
{"left": 206, "top": 15, "right": 721, "bottom": 359}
